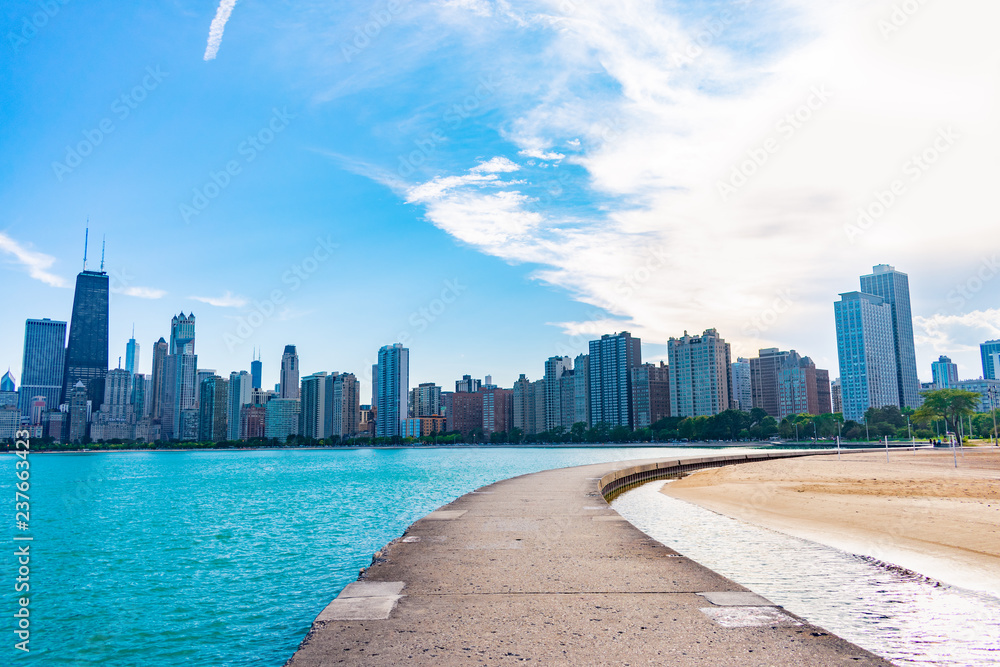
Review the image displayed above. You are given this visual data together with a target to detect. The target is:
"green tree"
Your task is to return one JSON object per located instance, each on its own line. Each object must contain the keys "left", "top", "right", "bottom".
{"left": 913, "top": 389, "right": 981, "bottom": 442}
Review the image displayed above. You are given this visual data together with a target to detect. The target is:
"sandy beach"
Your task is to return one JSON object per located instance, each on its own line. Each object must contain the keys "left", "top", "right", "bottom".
{"left": 662, "top": 448, "right": 1000, "bottom": 596}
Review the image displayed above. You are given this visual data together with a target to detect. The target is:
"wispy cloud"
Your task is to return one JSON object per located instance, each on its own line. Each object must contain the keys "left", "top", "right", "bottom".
{"left": 915, "top": 309, "right": 1000, "bottom": 353}
{"left": 190, "top": 291, "right": 248, "bottom": 308}
{"left": 204, "top": 0, "right": 239, "bottom": 61}
{"left": 114, "top": 286, "right": 167, "bottom": 299}
{"left": 0, "top": 231, "right": 68, "bottom": 288}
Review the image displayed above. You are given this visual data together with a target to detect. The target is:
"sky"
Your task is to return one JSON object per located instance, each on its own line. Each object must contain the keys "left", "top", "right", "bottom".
{"left": 1, "top": 0, "right": 998, "bottom": 400}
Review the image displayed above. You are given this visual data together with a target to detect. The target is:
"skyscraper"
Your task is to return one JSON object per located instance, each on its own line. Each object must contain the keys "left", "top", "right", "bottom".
{"left": 982, "top": 340, "right": 1000, "bottom": 380}
{"left": 149, "top": 337, "right": 168, "bottom": 421}
{"left": 63, "top": 263, "right": 109, "bottom": 409}
{"left": 375, "top": 343, "right": 409, "bottom": 438}
{"left": 410, "top": 382, "right": 443, "bottom": 417}
{"left": 588, "top": 331, "right": 642, "bottom": 428}
{"left": 931, "top": 355, "right": 959, "bottom": 389}
{"left": 162, "top": 314, "right": 197, "bottom": 441}
{"left": 68, "top": 380, "right": 90, "bottom": 443}
{"left": 859, "top": 265, "right": 921, "bottom": 409}
{"left": 667, "top": 329, "right": 731, "bottom": 418}
{"left": 89, "top": 368, "right": 135, "bottom": 441}
{"left": 544, "top": 356, "right": 573, "bottom": 430}
{"left": 834, "top": 291, "right": 899, "bottom": 422}
{"left": 198, "top": 375, "right": 228, "bottom": 442}
{"left": 749, "top": 348, "right": 789, "bottom": 417}
{"left": 631, "top": 362, "right": 671, "bottom": 428}
{"left": 125, "top": 327, "right": 139, "bottom": 378}
{"left": 332, "top": 373, "right": 360, "bottom": 438}
{"left": 19, "top": 318, "right": 66, "bottom": 420}
{"left": 251, "top": 349, "right": 262, "bottom": 390}
{"left": 280, "top": 345, "right": 300, "bottom": 399}
{"left": 573, "top": 354, "right": 590, "bottom": 426}
{"left": 300, "top": 372, "right": 328, "bottom": 439}
{"left": 731, "top": 357, "right": 752, "bottom": 412}
{"left": 0, "top": 370, "right": 17, "bottom": 410}
{"left": 227, "top": 370, "right": 252, "bottom": 441}
{"left": 455, "top": 375, "right": 481, "bottom": 393}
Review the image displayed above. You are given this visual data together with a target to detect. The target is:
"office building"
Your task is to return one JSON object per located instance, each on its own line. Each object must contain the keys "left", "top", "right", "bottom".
{"left": 19, "top": 318, "right": 66, "bottom": 421}
{"left": 125, "top": 328, "right": 139, "bottom": 385}
{"left": 860, "top": 264, "right": 921, "bottom": 408}
{"left": 280, "top": 345, "right": 300, "bottom": 399}
{"left": 0, "top": 405, "right": 19, "bottom": 440}
{"left": 668, "top": 329, "right": 731, "bottom": 418}
{"left": 240, "top": 404, "right": 266, "bottom": 440}
{"left": 749, "top": 348, "right": 789, "bottom": 417}
{"left": 63, "top": 263, "right": 110, "bottom": 410}
{"left": 632, "top": 362, "right": 670, "bottom": 428}
{"left": 162, "top": 314, "right": 198, "bottom": 441}
{"left": 149, "top": 337, "right": 168, "bottom": 421}
{"left": 589, "top": 332, "right": 642, "bottom": 428}
{"left": 132, "top": 373, "right": 148, "bottom": 418}
{"left": 982, "top": 340, "right": 1000, "bottom": 380}
{"left": 834, "top": 292, "right": 899, "bottom": 422}
{"left": 931, "top": 355, "right": 959, "bottom": 389}
{"left": 300, "top": 372, "right": 328, "bottom": 439}
{"left": 331, "top": 373, "right": 360, "bottom": 438}
{"left": 375, "top": 343, "right": 409, "bottom": 438}
{"left": 90, "top": 368, "right": 135, "bottom": 441}
{"left": 67, "top": 380, "right": 90, "bottom": 443}
{"left": 776, "top": 354, "right": 831, "bottom": 418}
{"left": 831, "top": 378, "right": 843, "bottom": 414}
{"left": 251, "top": 349, "right": 262, "bottom": 389}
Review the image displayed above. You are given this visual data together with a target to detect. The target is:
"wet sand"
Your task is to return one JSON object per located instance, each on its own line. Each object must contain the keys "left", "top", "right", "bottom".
{"left": 662, "top": 448, "right": 1000, "bottom": 596}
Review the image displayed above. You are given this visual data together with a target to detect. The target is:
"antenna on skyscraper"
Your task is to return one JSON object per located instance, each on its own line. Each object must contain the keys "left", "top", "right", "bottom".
{"left": 100, "top": 235, "right": 106, "bottom": 272}
{"left": 83, "top": 224, "right": 89, "bottom": 270}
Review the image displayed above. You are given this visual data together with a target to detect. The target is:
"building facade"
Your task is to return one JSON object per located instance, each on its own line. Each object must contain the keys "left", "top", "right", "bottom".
{"left": 930, "top": 355, "right": 959, "bottom": 389}
{"left": 63, "top": 269, "right": 110, "bottom": 410}
{"left": 981, "top": 340, "right": 1000, "bottom": 380}
{"left": 410, "top": 382, "right": 443, "bottom": 417}
{"left": 280, "top": 345, "right": 300, "bottom": 399}
{"left": 198, "top": 376, "right": 229, "bottom": 442}
{"left": 668, "top": 329, "right": 731, "bottom": 418}
{"left": 860, "top": 264, "right": 921, "bottom": 409}
{"left": 265, "top": 398, "right": 300, "bottom": 440}
{"left": 375, "top": 343, "right": 409, "bottom": 438}
{"left": 834, "top": 291, "right": 899, "bottom": 422}
{"left": 631, "top": 362, "right": 670, "bottom": 428}
{"left": 731, "top": 357, "right": 752, "bottom": 412}
{"left": 589, "top": 332, "right": 642, "bottom": 428}
{"left": 19, "top": 318, "right": 66, "bottom": 421}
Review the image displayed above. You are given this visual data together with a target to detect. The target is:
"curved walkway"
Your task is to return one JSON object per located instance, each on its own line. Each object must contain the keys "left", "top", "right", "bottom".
{"left": 286, "top": 454, "right": 891, "bottom": 666}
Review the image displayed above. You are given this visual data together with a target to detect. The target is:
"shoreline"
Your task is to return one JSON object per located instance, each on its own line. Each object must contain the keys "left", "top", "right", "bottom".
{"left": 661, "top": 450, "right": 1000, "bottom": 597}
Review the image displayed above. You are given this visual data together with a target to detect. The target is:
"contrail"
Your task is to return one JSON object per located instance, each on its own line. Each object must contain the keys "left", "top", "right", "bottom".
{"left": 204, "top": 0, "right": 238, "bottom": 61}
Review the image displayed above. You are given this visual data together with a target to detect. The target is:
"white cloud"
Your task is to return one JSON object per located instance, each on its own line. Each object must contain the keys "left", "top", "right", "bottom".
{"left": 0, "top": 232, "right": 68, "bottom": 288}
{"left": 190, "top": 291, "right": 248, "bottom": 308}
{"left": 114, "top": 286, "right": 167, "bottom": 299}
{"left": 204, "top": 0, "right": 239, "bottom": 61}
{"left": 395, "top": 0, "right": 1000, "bottom": 365}
{"left": 518, "top": 148, "right": 565, "bottom": 161}
{"left": 915, "top": 309, "right": 1000, "bottom": 352}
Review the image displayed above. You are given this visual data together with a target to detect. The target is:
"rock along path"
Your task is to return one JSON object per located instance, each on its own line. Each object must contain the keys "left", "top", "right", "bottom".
{"left": 286, "top": 455, "right": 893, "bottom": 666}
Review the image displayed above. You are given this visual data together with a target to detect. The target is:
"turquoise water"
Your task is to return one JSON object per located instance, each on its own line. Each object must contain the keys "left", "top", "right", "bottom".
{"left": 3, "top": 446, "right": 717, "bottom": 666}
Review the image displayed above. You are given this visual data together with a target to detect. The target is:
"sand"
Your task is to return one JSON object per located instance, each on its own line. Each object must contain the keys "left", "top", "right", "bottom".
{"left": 661, "top": 448, "right": 1000, "bottom": 596}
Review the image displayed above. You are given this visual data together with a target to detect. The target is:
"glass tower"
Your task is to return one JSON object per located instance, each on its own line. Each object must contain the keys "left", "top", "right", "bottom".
{"left": 859, "top": 265, "right": 921, "bottom": 409}
{"left": 19, "top": 318, "right": 67, "bottom": 420}
{"left": 63, "top": 269, "right": 109, "bottom": 409}
{"left": 982, "top": 340, "right": 1000, "bottom": 380}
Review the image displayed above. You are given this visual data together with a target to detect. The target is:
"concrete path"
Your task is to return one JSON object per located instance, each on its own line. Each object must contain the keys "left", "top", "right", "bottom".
{"left": 286, "top": 456, "right": 893, "bottom": 666}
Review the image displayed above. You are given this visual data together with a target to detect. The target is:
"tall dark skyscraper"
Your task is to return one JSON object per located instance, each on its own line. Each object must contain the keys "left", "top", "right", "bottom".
{"left": 149, "top": 337, "right": 168, "bottom": 421}
{"left": 859, "top": 264, "right": 921, "bottom": 409}
{"left": 280, "top": 345, "right": 299, "bottom": 399}
{"left": 63, "top": 243, "right": 110, "bottom": 409}
{"left": 19, "top": 318, "right": 66, "bottom": 420}
{"left": 251, "top": 348, "right": 262, "bottom": 390}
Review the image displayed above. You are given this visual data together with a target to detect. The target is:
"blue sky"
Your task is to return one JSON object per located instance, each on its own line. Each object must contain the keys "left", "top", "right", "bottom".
{"left": 2, "top": 0, "right": 999, "bottom": 398}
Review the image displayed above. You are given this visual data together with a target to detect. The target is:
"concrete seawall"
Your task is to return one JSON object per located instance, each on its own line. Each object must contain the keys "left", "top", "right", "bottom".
{"left": 286, "top": 453, "right": 892, "bottom": 666}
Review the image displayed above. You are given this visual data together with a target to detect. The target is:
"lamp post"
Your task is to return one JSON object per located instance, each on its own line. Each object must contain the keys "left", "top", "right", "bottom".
{"left": 990, "top": 386, "right": 998, "bottom": 447}
{"left": 865, "top": 418, "right": 870, "bottom": 444}
{"left": 907, "top": 414, "right": 913, "bottom": 451}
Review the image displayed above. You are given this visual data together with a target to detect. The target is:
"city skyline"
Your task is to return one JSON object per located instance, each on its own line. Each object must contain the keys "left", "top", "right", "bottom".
{"left": 1, "top": 2, "right": 998, "bottom": 398}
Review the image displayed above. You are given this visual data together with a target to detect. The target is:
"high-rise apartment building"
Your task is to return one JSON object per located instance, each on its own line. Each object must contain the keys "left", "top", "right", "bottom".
{"left": 162, "top": 314, "right": 197, "bottom": 441}
{"left": 982, "top": 340, "right": 1000, "bottom": 380}
{"left": 631, "top": 362, "right": 670, "bottom": 428}
{"left": 280, "top": 345, "right": 300, "bottom": 399}
{"left": 831, "top": 378, "right": 843, "bottom": 414}
{"left": 749, "top": 348, "right": 789, "bottom": 417}
{"left": 300, "top": 372, "right": 328, "bottom": 439}
{"left": 731, "top": 357, "right": 752, "bottom": 412}
{"left": 67, "top": 380, "right": 90, "bottom": 442}
{"left": 410, "top": 382, "right": 443, "bottom": 417}
{"left": 265, "top": 398, "right": 300, "bottom": 440}
{"left": 19, "top": 318, "right": 66, "bottom": 420}
{"left": 512, "top": 374, "right": 537, "bottom": 435}
{"left": 445, "top": 390, "right": 484, "bottom": 438}
{"left": 776, "top": 353, "right": 831, "bottom": 418}
{"left": 860, "top": 264, "right": 921, "bottom": 409}
{"left": 834, "top": 291, "right": 899, "bottom": 422}
{"left": 573, "top": 354, "right": 590, "bottom": 426}
{"left": 588, "top": 332, "right": 642, "bottom": 428}
{"left": 482, "top": 388, "right": 513, "bottom": 436}
{"left": 89, "top": 368, "right": 136, "bottom": 441}
{"left": 198, "top": 375, "right": 228, "bottom": 442}
{"left": 331, "top": 373, "right": 360, "bottom": 438}
{"left": 544, "top": 356, "right": 573, "bottom": 431}
{"left": 668, "top": 329, "right": 731, "bottom": 418}
{"left": 375, "top": 343, "right": 409, "bottom": 438}
{"left": 63, "top": 266, "right": 110, "bottom": 410}
{"left": 227, "top": 371, "right": 252, "bottom": 441}
{"left": 931, "top": 355, "right": 959, "bottom": 389}
{"left": 455, "top": 375, "right": 481, "bottom": 393}
{"left": 149, "top": 337, "right": 168, "bottom": 421}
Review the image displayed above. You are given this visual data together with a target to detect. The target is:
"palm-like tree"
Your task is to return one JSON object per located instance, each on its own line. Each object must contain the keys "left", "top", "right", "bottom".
{"left": 913, "top": 389, "right": 981, "bottom": 441}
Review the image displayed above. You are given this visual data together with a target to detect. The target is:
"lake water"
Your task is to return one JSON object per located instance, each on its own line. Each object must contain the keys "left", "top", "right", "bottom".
{"left": 4, "top": 446, "right": 722, "bottom": 666}
{"left": 613, "top": 480, "right": 1000, "bottom": 667}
